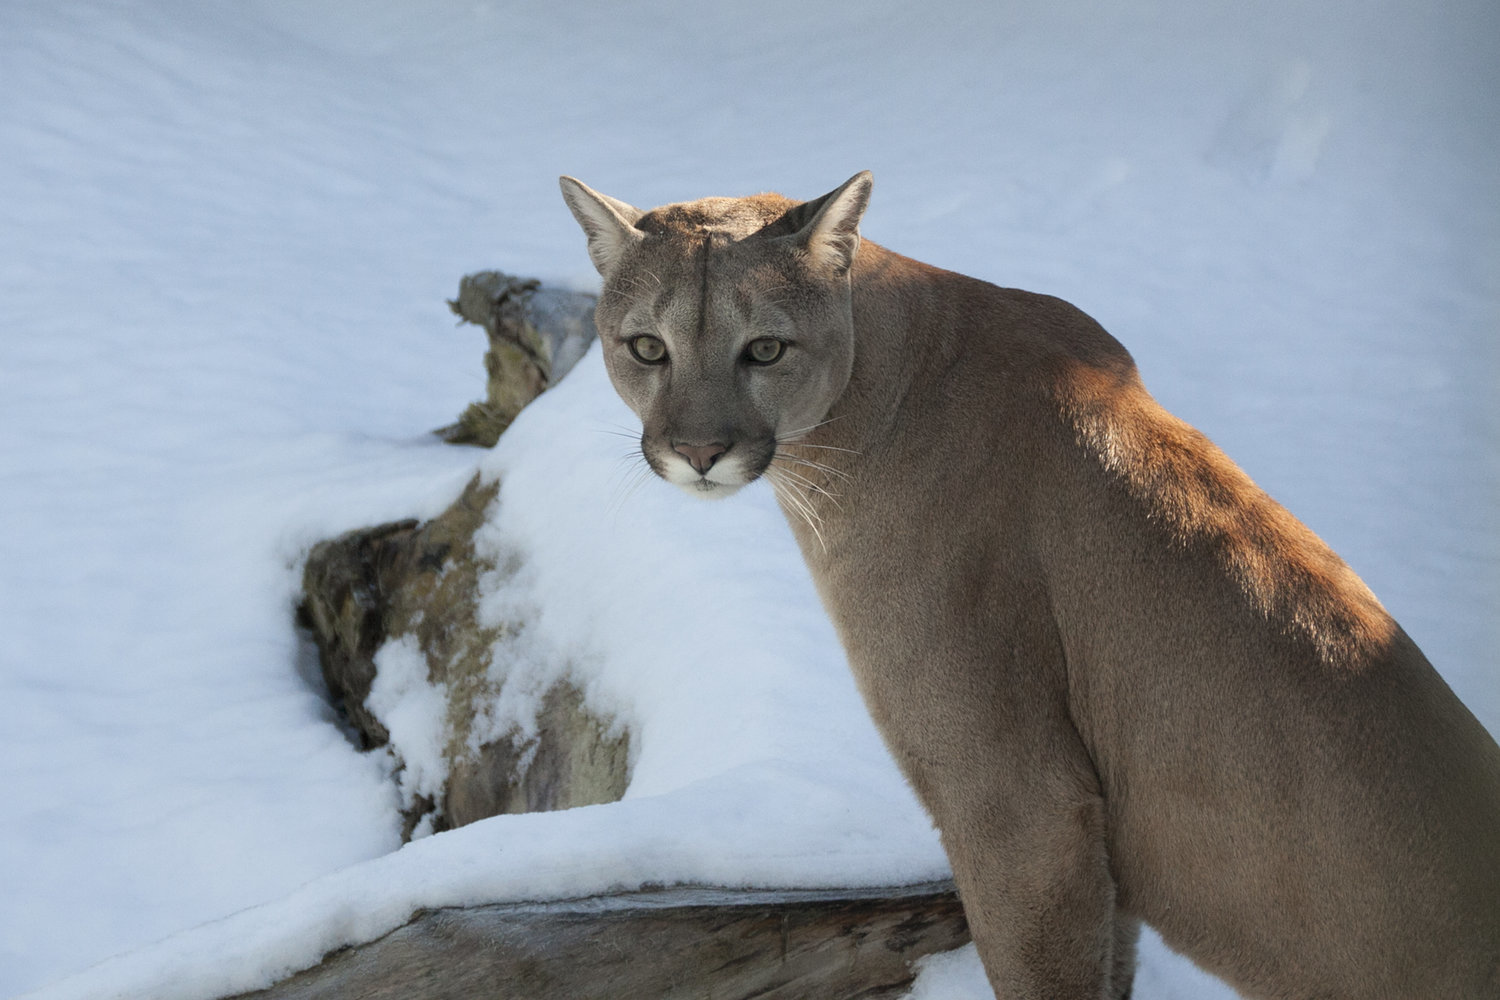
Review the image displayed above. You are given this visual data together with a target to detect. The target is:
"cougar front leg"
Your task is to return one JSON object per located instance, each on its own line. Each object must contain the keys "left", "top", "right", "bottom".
{"left": 941, "top": 783, "right": 1123, "bottom": 999}
{"left": 1111, "top": 910, "right": 1141, "bottom": 1000}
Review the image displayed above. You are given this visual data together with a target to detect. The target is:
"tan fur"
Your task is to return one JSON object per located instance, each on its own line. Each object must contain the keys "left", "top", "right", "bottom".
{"left": 560, "top": 173, "right": 1500, "bottom": 999}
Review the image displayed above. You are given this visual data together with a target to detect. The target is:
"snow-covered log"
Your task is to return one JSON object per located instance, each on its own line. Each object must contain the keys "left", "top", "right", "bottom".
{"left": 300, "top": 275, "right": 626, "bottom": 838}
{"left": 300, "top": 465, "right": 632, "bottom": 839}
{"left": 229, "top": 883, "right": 967, "bottom": 1000}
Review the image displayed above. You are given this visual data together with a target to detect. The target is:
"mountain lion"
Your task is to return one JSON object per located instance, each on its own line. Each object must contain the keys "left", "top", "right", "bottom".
{"left": 559, "top": 171, "right": 1500, "bottom": 999}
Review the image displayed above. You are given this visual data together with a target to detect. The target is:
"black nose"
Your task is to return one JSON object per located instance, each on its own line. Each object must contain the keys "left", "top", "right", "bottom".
{"left": 673, "top": 442, "right": 728, "bottom": 475}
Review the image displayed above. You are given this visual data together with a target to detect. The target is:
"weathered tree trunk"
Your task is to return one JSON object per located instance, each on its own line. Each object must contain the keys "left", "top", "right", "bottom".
{"left": 228, "top": 883, "right": 967, "bottom": 1000}
{"left": 299, "top": 473, "right": 631, "bottom": 839}
{"left": 436, "top": 271, "right": 598, "bottom": 447}
{"left": 299, "top": 274, "right": 623, "bottom": 839}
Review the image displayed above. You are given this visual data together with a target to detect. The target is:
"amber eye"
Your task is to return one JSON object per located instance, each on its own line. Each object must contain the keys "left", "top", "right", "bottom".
{"left": 628, "top": 335, "right": 667, "bottom": 364}
{"left": 745, "top": 338, "right": 785, "bottom": 365}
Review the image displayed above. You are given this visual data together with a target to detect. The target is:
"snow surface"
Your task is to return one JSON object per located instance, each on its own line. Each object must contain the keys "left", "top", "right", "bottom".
{"left": 2, "top": 0, "right": 1494, "bottom": 998}
{"left": 367, "top": 634, "right": 451, "bottom": 825}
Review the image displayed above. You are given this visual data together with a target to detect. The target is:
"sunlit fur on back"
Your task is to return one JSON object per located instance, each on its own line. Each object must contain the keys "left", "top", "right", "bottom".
{"left": 1058, "top": 365, "right": 1395, "bottom": 666}
{"left": 560, "top": 172, "right": 1500, "bottom": 1000}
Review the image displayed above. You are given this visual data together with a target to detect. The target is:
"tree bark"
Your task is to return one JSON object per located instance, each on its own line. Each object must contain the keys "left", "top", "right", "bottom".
{"left": 228, "top": 883, "right": 967, "bottom": 1000}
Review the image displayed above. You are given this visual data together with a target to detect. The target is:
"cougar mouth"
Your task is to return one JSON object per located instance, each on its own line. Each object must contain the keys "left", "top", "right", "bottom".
{"left": 647, "top": 438, "right": 772, "bottom": 500}
{"left": 668, "top": 466, "right": 752, "bottom": 500}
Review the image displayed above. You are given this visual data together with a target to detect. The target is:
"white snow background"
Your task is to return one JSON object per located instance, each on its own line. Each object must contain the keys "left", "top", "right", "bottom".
{"left": 1, "top": 0, "right": 1495, "bottom": 997}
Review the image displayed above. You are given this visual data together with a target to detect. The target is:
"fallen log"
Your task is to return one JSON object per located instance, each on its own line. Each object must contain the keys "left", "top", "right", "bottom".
{"left": 229, "top": 882, "right": 966, "bottom": 1000}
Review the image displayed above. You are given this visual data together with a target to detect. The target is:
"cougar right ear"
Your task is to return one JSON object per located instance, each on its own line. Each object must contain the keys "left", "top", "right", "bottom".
{"left": 559, "top": 176, "right": 645, "bottom": 276}
{"left": 787, "top": 171, "right": 873, "bottom": 277}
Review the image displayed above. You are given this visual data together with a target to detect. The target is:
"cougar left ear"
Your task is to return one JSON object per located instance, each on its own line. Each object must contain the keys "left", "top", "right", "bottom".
{"left": 559, "top": 176, "right": 645, "bottom": 276}
{"left": 790, "top": 170, "right": 873, "bottom": 277}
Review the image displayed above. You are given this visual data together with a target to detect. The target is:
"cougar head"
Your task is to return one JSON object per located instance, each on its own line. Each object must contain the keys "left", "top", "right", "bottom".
{"left": 559, "top": 171, "right": 872, "bottom": 499}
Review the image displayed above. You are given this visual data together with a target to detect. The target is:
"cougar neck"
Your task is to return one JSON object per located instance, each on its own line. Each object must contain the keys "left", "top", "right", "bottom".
{"left": 771, "top": 243, "right": 932, "bottom": 540}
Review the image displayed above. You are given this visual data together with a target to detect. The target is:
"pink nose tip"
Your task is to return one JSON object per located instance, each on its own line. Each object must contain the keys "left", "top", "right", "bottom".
{"left": 673, "top": 442, "right": 728, "bottom": 475}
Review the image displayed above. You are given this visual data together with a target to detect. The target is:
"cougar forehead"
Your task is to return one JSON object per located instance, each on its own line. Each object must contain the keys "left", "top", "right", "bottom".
{"left": 600, "top": 192, "right": 814, "bottom": 334}
{"left": 633, "top": 192, "right": 802, "bottom": 240}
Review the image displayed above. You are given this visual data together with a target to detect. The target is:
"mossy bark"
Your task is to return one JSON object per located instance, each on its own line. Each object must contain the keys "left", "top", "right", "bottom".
{"left": 300, "top": 471, "right": 630, "bottom": 839}
{"left": 300, "top": 273, "right": 618, "bottom": 837}
{"left": 437, "top": 272, "right": 597, "bottom": 447}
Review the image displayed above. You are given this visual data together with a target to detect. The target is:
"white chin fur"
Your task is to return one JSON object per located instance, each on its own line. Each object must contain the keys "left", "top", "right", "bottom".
{"left": 679, "top": 478, "right": 745, "bottom": 500}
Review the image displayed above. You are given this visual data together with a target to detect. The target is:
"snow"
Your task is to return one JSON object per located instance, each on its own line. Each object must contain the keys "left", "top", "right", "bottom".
{"left": 1, "top": 0, "right": 1495, "bottom": 998}
{"left": 367, "top": 635, "right": 451, "bottom": 821}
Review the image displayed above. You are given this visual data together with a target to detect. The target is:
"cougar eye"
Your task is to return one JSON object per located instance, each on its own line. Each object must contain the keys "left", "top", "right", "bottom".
{"left": 628, "top": 335, "right": 668, "bottom": 365}
{"left": 745, "top": 338, "right": 785, "bottom": 365}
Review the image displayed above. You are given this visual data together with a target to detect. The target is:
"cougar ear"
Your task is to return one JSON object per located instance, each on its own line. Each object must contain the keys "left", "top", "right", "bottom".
{"left": 559, "top": 176, "right": 645, "bottom": 275}
{"left": 790, "top": 170, "right": 873, "bottom": 277}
